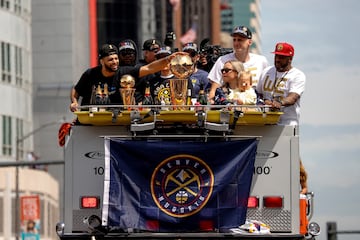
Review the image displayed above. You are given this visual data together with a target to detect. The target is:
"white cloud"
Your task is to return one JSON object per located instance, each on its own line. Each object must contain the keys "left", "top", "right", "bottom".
{"left": 309, "top": 162, "right": 360, "bottom": 189}
{"left": 301, "top": 132, "right": 360, "bottom": 151}
{"left": 301, "top": 66, "right": 360, "bottom": 125}
{"left": 301, "top": 130, "right": 360, "bottom": 188}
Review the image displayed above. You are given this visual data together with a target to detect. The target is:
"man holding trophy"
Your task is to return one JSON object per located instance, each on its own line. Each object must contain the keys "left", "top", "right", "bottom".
{"left": 70, "top": 44, "right": 189, "bottom": 112}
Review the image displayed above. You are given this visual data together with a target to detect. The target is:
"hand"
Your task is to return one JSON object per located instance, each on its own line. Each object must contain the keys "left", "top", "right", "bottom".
{"left": 70, "top": 102, "right": 78, "bottom": 112}
{"left": 300, "top": 187, "right": 308, "bottom": 195}
{"left": 208, "top": 97, "right": 215, "bottom": 105}
{"left": 272, "top": 100, "right": 282, "bottom": 110}
{"left": 169, "top": 51, "right": 189, "bottom": 60}
{"left": 235, "top": 98, "right": 244, "bottom": 105}
{"left": 264, "top": 99, "right": 273, "bottom": 105}
{"left": 165, "top": 52, "right": 190, "bottom": 65}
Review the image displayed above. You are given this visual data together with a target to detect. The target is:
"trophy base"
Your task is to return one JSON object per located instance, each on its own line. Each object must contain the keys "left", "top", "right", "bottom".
{"left": 170, "top": 78, "right": 188, "bottom": 110}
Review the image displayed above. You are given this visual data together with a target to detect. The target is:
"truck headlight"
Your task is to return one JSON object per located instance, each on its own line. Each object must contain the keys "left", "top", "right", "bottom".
{"left": 56, "top": 222, "right": 65, "bottom": 236}
{"left": 308, "top": 222, "right": 321, "bottom": 236}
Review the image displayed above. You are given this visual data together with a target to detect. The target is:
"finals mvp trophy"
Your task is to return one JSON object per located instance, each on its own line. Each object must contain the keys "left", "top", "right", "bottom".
{"left": 120, "top": 74, "right": 136, "bottom": 110}
{"left": 169, "top": 55, "right": 194, "bottom": 110}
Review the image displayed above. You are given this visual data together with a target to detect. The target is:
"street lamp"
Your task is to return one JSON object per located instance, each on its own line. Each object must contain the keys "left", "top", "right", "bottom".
{"left": 15, "top": 119, "right": 64, "bottom": 240}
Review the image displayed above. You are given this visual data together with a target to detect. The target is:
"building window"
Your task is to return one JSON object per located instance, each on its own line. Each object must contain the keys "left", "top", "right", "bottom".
{"left": 14, "top": 0, "right": 22, "bottom": 14}
{"left": 15, "top": 46, "right": 23, "bottom": 86}
{"left": 2, "top": 115, "right": 12, "bottom": 156}
{"left": 1, "top": 42, "right": 11, "bottom": 83}
{"left": 0, "top": 0, "right": 10, "bottom": 10}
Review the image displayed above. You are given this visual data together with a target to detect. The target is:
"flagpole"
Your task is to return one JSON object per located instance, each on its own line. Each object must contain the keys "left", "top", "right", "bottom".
{"left": 15, "top": 119, "right": 64, "bottom": 240}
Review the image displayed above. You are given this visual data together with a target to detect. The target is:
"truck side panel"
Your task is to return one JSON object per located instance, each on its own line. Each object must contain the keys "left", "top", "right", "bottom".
{"left": 233, "top": 126, "right": 300, "bottom": 233}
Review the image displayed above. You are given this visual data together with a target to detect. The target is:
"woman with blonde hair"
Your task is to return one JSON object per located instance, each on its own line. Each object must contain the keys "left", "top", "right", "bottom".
{"left": 213, "top": 60, "right": 257, "bottom": 105}
{"left": 221, "top": 60, "right": 244, "bottom": 90}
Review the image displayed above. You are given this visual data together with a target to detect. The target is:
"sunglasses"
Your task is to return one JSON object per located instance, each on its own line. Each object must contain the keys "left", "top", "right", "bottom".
{"left": 120, "top": 50, "right": 135, "bottom": 56}
{"left": 156, "top": 54, "right": 170, "bottom": 60}
{"left": 150, "top": 47, "right": 160, "bottom": 53}
{"left": 221, "top": 68, "right": 237, "bottom": 74}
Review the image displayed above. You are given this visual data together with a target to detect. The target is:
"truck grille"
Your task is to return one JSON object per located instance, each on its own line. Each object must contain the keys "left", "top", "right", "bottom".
{"left": 247, "top": 208, "right": 291, "bottom": 232}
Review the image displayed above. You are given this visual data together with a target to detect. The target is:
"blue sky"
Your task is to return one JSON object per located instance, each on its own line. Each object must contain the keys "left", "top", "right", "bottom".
{"left": 261, "top": 1, "right": 360, "bottom": 239}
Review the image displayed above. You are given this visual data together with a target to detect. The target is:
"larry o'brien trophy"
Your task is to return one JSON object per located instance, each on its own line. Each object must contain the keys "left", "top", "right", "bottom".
{"left": 169, "top": 55, "right": 194, "bottom": 110}
{"left": 120, "top": 74, "right": 135, "bottom": 110}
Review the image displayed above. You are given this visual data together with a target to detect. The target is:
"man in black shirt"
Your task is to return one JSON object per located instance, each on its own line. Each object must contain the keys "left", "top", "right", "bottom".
{"left": 70, "top": 44, "right": 119, "bottom": 111}
{"left": 70, "top": 43, "right": 187, "bottom": 112}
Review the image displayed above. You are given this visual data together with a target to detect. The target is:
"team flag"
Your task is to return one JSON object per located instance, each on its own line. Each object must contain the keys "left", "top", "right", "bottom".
{"left": 102, "top": 138, "right": 258, "bottom": 232}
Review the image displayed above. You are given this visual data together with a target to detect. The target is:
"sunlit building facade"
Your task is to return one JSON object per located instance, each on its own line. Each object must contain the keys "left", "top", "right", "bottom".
{"left": 221, "top": 0, "right": 262, "bottom": 53}
{"left": 0, "top": 1, "right": 60, "bottom": 239}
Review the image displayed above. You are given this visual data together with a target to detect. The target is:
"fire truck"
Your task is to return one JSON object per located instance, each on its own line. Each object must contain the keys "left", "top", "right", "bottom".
{"left": 56, "top": 105, "right": 320, "bottom": 239}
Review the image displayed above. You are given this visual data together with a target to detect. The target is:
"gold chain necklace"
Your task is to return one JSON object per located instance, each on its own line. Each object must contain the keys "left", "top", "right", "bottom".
{"left": 272, "top": 70, "right": 289, "bottom": 99}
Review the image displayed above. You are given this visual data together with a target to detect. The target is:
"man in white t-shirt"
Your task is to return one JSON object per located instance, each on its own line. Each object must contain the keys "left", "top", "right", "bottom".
{"left": 256, "top": 42, "right": 305, "bottom": 125}
{"left": 207, "top": 26, "right": 269, "bottom": 101}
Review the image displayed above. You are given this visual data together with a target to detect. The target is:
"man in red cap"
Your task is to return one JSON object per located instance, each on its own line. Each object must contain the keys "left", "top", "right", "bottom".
{"left": 256, "top": 42, "right": 306, "bottom": 125}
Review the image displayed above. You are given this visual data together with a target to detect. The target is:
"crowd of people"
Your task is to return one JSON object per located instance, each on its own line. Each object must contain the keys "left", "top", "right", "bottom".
{"left": 70, "top": 25, "right": 305, "bottom": 126}
{"left": 69, "top": 24, "right": 308, "bottom": 194}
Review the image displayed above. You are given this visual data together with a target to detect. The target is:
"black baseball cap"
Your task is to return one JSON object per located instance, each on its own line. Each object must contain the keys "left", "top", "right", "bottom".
{"left": 99, "top": 44, "right": 118, "bottom": 59}
{"left": 183, "top": 42, "right": 198, "bottom": 52}
{"left": 155, "top": 46, "right": 172, "bottom": 56}
{"left": 118, "top": 40, "right": 136, "bottom": 51}
{"left": 230, "top": 26, "right": 252, "bottom": 39}
{"left": 142, "top": 39, "right": 161, "bottom": 51}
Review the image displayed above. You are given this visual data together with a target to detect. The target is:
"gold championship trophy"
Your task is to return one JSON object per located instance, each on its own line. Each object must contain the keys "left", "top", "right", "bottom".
{"left": 120, "top": 74, "right": 136, "bottom": 110}
{"left": 169, "top": 55, "right": 194, "bottom": 110}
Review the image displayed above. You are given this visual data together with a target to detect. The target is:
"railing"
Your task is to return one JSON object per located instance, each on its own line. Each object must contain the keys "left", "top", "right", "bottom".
{"left": 74, "top": 104, "right": 281, "bottom": 127}
{"left": 327, "top": 222, "right": 360, "bottom": 240}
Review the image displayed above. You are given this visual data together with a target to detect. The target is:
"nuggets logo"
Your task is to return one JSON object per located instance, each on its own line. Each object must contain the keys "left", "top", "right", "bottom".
{"left": 151, "top": 154, "right": 214, "bottom": 218}
{"left": 157, "top": 87, "right": 171, "bottom": 104}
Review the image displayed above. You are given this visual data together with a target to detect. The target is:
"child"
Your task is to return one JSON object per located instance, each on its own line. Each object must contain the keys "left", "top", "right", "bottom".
{"left": 229, "top": 70, "right": 257, "bottom": 105}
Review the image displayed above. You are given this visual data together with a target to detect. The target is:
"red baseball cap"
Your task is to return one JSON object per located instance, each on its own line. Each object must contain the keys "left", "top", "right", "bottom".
{"left": 271, "top": 42, "right": 294, "bottom": 56}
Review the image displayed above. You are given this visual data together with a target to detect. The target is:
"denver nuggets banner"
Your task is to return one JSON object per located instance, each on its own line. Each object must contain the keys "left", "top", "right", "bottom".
{"left": 102, "top": 138, "right": 258, "bottom": 232}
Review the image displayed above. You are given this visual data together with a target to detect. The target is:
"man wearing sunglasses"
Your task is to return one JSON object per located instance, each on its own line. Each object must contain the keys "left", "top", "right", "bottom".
{"left": 139, "top": 39, "right": 161, "bottom": 65}
{"left": 207, "top": 25, "right": 269, "bottom": 103}
{"left": 118, "top": 39, "right": 138, "bottom": 66}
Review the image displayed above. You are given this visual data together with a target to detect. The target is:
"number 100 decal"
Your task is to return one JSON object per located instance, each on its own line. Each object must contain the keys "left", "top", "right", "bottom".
{"left": 253, "top": 166, "right": 271, "bottom": 175}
